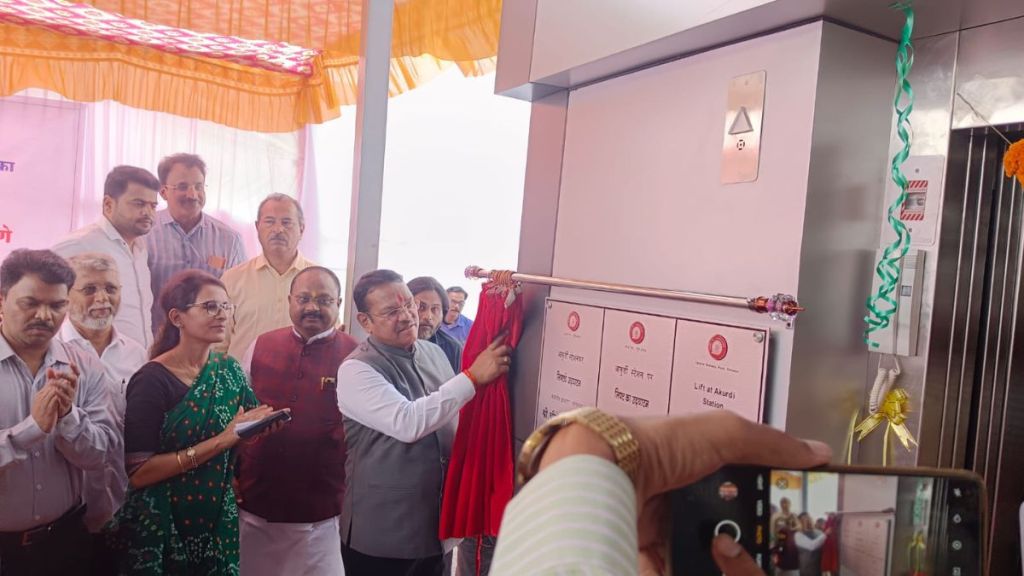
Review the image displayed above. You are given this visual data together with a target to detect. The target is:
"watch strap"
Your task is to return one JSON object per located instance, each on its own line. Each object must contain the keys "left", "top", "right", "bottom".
{"left": 517, "top": 407, "right": 640, "bottom": 486}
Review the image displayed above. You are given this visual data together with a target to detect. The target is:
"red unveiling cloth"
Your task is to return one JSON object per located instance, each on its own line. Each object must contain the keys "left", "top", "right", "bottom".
{"left": 439, "top": 281, "right": 524, "bottom": 540}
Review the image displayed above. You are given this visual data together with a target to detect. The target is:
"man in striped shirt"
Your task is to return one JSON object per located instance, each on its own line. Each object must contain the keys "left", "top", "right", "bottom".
{"left": 146, "top": 153, "right": 246, "bottom": 335}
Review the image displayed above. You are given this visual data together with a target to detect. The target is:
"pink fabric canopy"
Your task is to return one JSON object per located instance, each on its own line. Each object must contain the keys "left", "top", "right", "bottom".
{"left": 0, "top": 0, "right": 318, "bottom": 75}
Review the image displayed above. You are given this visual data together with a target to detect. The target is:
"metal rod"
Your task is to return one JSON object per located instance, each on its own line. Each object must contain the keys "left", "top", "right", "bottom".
{"left": 956, "top": 92, "right": 1013, "bottom": 145}
{"left": 465, "top": 266, "right": 803, "bottom": 320}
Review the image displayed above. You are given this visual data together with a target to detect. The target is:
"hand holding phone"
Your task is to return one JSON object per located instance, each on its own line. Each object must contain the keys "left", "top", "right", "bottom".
{"left": 236, "top": 408, "right": 291, "bottom": 440}
{"left": 534, "top": 411, "right": 831, "bottom": 574}
{"left": 232, "top": 407, "right": 291, "bottom": 440}
{"left": 671, "top": 464, "right": 985, "bottom": 575}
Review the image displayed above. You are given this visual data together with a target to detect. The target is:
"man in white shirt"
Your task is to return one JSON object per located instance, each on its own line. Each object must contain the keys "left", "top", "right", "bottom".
{"left": 335, "top": 269, "right": 511, "bottom": 576}
{"left": 61, "top": 253, "right": 149, "bottom": 392}
{"left": 60, "top": 253, "right": 147, "bottom": 571}
{"left": 53, "top": 166, "right": 159, "bottom": 350}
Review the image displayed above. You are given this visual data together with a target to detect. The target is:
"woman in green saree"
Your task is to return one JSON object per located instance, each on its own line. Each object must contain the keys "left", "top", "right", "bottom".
{"left": 109, "top": 270, "right": 282, "bottom": 575}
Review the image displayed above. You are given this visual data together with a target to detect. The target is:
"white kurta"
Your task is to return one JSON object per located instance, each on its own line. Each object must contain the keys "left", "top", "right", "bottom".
{"left": 239, "top": 509, "right": 344, "bottom": 576}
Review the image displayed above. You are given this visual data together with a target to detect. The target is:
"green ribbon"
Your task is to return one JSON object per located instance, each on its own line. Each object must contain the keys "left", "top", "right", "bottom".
{"left": 865, "top": 2, "right": 915, "bottom": 347}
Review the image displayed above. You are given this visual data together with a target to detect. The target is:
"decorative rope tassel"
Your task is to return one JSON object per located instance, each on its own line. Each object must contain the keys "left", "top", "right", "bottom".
{"left": 486, "top": 269, "right": 522, "bottom": 309}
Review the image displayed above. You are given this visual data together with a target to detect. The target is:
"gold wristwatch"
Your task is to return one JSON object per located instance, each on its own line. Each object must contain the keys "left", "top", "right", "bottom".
{"left": 517, "top": 407, "right": 640, "bottom": 486}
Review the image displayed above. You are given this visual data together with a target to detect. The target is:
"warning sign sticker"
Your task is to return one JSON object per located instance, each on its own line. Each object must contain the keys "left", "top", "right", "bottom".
{"left": 900, "top": 179, "right": 928, "bottom": 222}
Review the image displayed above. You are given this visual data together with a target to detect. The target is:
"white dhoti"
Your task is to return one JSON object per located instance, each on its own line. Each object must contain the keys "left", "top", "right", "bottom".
{"left": 239, "top": 509, "right": 345, "bottom": 576}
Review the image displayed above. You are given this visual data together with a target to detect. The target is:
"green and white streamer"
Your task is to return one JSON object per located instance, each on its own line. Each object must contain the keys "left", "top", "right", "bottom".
{"left": 865, "top": 2, "right": 915, "bottom": 347}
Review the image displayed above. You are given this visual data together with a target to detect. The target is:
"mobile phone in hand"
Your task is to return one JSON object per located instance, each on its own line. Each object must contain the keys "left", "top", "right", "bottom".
{"left": 236, "top": 409, "right": 291, "bottom": 440}
{"left": 671, "top": 465, "right": 985, "bottom": 575}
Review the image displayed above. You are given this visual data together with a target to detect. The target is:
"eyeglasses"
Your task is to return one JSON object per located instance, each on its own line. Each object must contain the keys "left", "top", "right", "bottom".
{"left": 292, "top": 295, "right": 337, "bottom": 307}
{"left": 371, "top": 299, "right": 416, "bottom": 323}
{"left": 167, "top": 182, "right": 206, "bottom": 194}
{"left": 75, "top": 284, "right": 120, "bottom": 297}
{"left": 184, "top": 300, "right": 234, "bottom": 316}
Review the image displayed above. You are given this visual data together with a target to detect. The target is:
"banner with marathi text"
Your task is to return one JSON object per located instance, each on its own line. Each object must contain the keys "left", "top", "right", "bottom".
{"left": 0, "top": 96, "right": 82, "bottom": 258}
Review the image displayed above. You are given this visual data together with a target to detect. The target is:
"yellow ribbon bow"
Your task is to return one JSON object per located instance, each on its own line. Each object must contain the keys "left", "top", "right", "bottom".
{"left": 907, "top": 530, "right": 927, "bottom": 573}
{"left": 854, "top": 387, "right": 918, "bottom": 465}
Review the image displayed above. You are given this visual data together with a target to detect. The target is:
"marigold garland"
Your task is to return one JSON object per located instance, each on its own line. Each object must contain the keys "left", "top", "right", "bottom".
{"left": 1005, "top": 140, "right": 1024, "bottom": 186}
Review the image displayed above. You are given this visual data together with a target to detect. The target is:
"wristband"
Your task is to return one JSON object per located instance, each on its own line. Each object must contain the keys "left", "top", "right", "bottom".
{"left": 462, "top": 369, "right": 478, "bottom": 387}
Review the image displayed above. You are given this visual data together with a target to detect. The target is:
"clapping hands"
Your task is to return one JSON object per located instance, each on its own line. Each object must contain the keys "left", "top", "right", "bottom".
{"left": 31, "top": 363, "right": 80, "bottom": 433}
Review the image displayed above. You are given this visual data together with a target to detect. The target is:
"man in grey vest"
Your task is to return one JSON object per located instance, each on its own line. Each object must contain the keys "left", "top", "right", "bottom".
{"left": 336, "top": 269, "right": 511, "bottom": 576}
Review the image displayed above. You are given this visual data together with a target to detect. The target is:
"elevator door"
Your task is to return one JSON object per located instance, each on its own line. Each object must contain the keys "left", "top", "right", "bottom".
{"left": 926, "top": 125, "right": 1024, "bottom": 574}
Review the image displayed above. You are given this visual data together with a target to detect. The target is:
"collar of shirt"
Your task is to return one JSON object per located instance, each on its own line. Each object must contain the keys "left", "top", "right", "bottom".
{"left": 0, "top": 331, "right": 71, "bottom": 371}
{"left": 157, "top": 208, "right": 208, "bottom": 238}
{"left": 99, "top": 216, "right": 144, "bottom": 253}
{"left": 253, "top": 252, "right": 311, "bottom": 277}
{"left": 58, "top": 320, "right": 131, "bottom": 355}
{"left": 428, "top": 329, "right": 449, "bottom": 345}
{"left": 292, "top": 326, "right": 336, "bottom": 345}
{"left": 445, "top": 314, "right": 470, "bottom": 329}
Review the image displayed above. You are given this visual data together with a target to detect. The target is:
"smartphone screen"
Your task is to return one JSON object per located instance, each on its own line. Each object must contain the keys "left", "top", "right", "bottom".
{"left": 671, "top": 466, "right": 983, "bottom": 576}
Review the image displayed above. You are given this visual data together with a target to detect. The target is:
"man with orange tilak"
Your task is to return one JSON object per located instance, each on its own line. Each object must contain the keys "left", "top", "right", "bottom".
{"left": 335, "top": 269, "right": 512, "bottom": 576}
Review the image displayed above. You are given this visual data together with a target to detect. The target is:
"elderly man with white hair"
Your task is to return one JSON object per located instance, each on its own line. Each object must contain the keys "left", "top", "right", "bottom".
{"left": 61, "top": 253, "right": 149, "bottom": 393}
{"left": 59, "top": 252, "right": 147, "bottom": 569}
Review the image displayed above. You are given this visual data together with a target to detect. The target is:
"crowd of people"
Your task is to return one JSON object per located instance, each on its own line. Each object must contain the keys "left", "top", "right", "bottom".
{"left": 0, "top": 154, "right": 507, "bottom": 576}
{"left": 0, "top": 152, "right": 836, "bottom": 576}
{"left": 769, "top": 498, "right": 839, "bottom": 576}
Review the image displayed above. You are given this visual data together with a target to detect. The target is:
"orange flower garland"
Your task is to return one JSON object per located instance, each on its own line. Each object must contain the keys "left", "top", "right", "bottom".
{"left": 1006, "top": 140, "right": 1024, "bottom": 186}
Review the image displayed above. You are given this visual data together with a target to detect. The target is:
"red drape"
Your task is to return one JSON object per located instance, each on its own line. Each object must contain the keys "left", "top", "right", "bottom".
{"left": 439, "top": 281, "right": 524, "bottom": 540}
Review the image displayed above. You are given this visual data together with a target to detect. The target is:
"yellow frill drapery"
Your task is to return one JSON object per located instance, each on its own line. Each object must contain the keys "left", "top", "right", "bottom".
{"left": 0, "top": 0, "right": 500, "bottom": 132}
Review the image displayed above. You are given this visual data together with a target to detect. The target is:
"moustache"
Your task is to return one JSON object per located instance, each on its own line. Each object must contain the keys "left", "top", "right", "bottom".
{"left": 26, "top": 322, "right": 54, "bottom": 332}
{"left": 301, "top": 312, "right": 323, "bottom": 320}
{"left": 270, "top": 234, "right": 287, "bottom": 242}
{"left": 87, "top": 305, "right": 114, "bottom": 315}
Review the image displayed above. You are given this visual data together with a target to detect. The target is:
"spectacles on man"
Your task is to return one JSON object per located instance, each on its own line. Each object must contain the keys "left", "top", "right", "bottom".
{"left": 75, "top": 284, "right": 120, "bottom": 297}
{"left": 371, "top": 299, "right": 416, "bottom": 323}
{"left": 292, "top": 295, "right": 337, "bottom": 307}
{"left": 167, "top": 182, "right": 206, "bottom": 194}
{"left": 184, "top": 300, "right": 234, "bottom": 316}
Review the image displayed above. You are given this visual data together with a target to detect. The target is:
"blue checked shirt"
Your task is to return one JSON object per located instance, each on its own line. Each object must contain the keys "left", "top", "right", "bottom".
{"left": 146, "top": 210, "right": 246, "bottom": 333}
